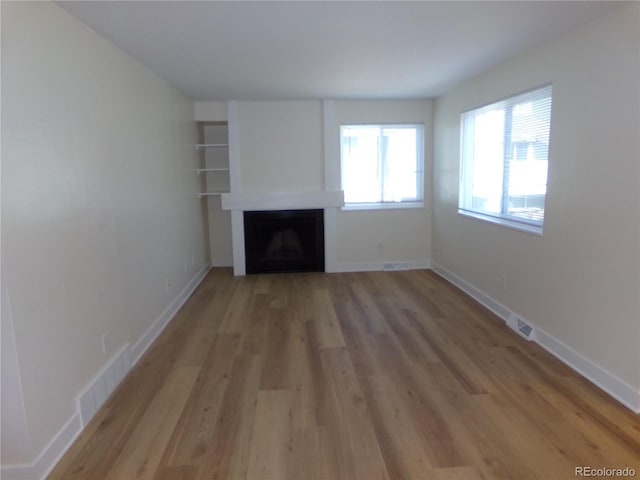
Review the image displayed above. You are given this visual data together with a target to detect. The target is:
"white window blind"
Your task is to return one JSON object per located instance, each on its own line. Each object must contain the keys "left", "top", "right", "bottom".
{"left": 459, "top": 85, "right": 552, "bottom": 233}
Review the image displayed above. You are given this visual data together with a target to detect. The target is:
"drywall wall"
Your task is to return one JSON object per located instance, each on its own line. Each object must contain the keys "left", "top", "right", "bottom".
{"left": 1, "top": 0, "right": 208, "bottom": 471}
{"left": 194, "top": 101, "right": 227, "bottom": 123}
{"left": 433, "top": 3, "right": 639, "bottom": 395}
{"left": 236, "top": 101, "right": 324, "bottom": 192}
{"left": 1, "top": 267, "right": 31, "bottom": 464}
{"left": 326, "top": 100, "right": 432, "bottom": 270}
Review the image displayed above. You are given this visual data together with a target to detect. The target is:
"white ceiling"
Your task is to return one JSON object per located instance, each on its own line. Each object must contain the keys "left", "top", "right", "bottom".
{"left": 57, "top": 1, "right": 622, "bottom": 101}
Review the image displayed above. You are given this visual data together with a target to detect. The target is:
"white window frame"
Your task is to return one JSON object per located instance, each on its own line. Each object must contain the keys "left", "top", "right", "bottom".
{"left": 340, "top": 123, "right": 424, "bottom": 211}
{"left": 458, "top": 85, "right": 552, "bottom": 235}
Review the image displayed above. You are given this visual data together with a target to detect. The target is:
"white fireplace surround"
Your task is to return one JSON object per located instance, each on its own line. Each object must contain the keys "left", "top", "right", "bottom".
{"left": 221, "top": 191, "right": 343, "bottom": 212}
{"left": 221, "top": 190, "right": 344, "bottom": 275}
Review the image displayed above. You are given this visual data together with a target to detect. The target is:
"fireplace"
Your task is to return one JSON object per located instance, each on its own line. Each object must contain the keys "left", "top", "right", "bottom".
{"left": 243, "top": 209, "right": 325, "bottom": 274}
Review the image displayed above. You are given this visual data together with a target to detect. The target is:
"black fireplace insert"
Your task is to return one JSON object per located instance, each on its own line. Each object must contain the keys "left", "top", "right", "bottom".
{"left": 244, "top": 209, "right": 325, "bottom": 274}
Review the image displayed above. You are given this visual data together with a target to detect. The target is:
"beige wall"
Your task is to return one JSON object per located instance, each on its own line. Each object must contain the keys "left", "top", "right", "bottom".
{"left": 1, "top": 1, "right": 208, "bottom": 466}
{"left": 232, "top": 99, "right": 432, "bottom": 271}
{"left": 237, "top": 101, "right": 325, "bottom": 192}
{"left": 433, "top": 4, "right": 639, "bottom": 391}
{"left": 327, "top": 100, "right": 432, "bottom": 269}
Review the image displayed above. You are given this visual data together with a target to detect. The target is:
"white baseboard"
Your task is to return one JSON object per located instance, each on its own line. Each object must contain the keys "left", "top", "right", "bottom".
{"left": 334, "top": 260, "right": 430, "bottom": 273}
{"left": 131, "top": 265, "right": 209, "bottom": 364}
{"left": 430, "top": 262, "right": 512, "bottom": 320}
{"left": 430, "top": 262, "right": 640, "bottom": 413}
{"left": 534, "top": 329, "right": 640, "bottom": 413}
{"left": 0, "top": 266, "right": 211, "bottom": 480}
{"left": 0, "top": 414, "right": 81, "bottom": 480}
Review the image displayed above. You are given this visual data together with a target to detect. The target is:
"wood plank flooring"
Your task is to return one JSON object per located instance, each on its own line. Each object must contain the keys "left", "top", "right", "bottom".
{"left": 49, "top": 269, "right": 640, "bottom": 480}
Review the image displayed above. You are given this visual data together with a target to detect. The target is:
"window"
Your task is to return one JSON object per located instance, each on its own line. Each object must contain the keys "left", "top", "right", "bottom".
{"left": 459, "top": 85, "right": 552, "bottom": 234}
{"left": 340, "top": 124, "right": 424, "bottom": 209}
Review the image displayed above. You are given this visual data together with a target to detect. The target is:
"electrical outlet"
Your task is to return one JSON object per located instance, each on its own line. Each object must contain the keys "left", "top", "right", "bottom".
{"left": 183, "top": 263, "right": 188, "bottom": 273}
{"left": 165, "top": 278, "right": 171, "bottom": 292}
{"left": 377, "top": 242, "right": 384, "bottom": 253}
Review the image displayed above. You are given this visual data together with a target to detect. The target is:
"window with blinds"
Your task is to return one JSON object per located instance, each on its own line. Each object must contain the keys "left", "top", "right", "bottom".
{"left": 459, "top": 85, "right": 553, "bottom": 234}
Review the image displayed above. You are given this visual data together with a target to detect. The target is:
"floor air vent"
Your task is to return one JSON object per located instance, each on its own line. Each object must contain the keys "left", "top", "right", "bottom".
{"left": 517, "top": 318, "right": 533, "bottom": 338}
{"left": 507, "top": 314, "right": 535, "bottom": 341}
{"left": 383, "top": 262, "right": 410, "bottom": 271}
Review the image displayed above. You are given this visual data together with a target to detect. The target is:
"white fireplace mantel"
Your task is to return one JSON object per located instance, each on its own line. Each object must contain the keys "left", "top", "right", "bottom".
{"left": 220, "top": 190, "right": 343, "bottom": 212}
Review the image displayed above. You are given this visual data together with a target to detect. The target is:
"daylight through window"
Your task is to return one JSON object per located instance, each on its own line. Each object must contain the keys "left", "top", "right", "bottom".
{"left": 341, "top": 124, "right": 424, "bottom": 209}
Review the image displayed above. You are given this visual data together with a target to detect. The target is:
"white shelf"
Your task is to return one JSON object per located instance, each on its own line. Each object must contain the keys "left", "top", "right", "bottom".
{"left": 199, "top": 191, "right": 230, "bottom": 197}
{"left": 196, "top": 168, "right": 229, "bottom": 175}
{"left": 196, "top": 143, "right": 228, "bottom": 149}
{"left": 197, "top": 168, "right": 230, "bottom": 174}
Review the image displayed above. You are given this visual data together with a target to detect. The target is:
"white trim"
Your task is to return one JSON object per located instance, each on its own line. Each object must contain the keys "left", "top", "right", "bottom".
{"left": 430, "top": 262, "right": 512, "bottom": 320}
{"left": 323, "top": 101, "right": 340, "bottom": 275}
{"left": 343, "top": 201, "right": 424, "bottom": 211}
{"left": 195, "top": 144, "right": 228, "bottom": 150}
{"left": 223, "top": 191, "right": 343, "bottom": 277}
{"left": 221, "top": 190, "right": 344, "bottom": 212}
{"left": 227, "top": 101, "right": 240, "bottom": 193}
{"left": 323, "top": 100, "right": 340, "bottom": 191}
{"left": 534, "top": 329, "right": 640, "bottom": 413}
{"left": 131, "top": 265, "right": 209, "bottom": 364}
{"left": 335, "top": 260, "right": 430, "bottom": 273}
{"left": 231, "top": 210, "right": 246, "bottom": 276}
{"left": 458, "top": 209, "right": 543, "bottom": 236}
{"left": 0, "top": 414, "right": 82, "bottom": 480}
{"left": 323, "top": 208, "right": 338, "bottom": 273}
{"left": 430, "top": 262, "right": 640, "bottom": 413}
{"left": 226, "top": 101, "right": 245, "bottom": 276}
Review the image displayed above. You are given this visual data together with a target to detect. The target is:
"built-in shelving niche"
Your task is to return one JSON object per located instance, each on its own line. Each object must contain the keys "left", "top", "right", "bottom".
{"left": 198, "top": 122, "right": 233, "bottom": 266}
{"left": 197, "top": 123, "right": 229, "bottom": 197}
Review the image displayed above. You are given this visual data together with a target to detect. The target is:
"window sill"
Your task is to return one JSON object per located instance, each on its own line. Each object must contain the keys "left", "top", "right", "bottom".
{"left": 343, "top": 201, "right": 424, "bottom": 211}
{"left": 458, "top": 209, "right": 543, "bottom": 236}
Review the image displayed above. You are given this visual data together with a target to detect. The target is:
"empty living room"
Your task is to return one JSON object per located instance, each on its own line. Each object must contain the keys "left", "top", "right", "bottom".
{"left": 2, "top": 1, "right": 639, "bottom": 479}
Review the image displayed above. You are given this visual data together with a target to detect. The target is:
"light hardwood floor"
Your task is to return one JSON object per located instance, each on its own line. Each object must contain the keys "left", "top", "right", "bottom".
{"left": 49, "top": 269, "right": 640, "bottom": 480}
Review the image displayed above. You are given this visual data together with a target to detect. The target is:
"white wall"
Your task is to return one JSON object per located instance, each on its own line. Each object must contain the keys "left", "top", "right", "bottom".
{"left": 194, "top": 101, "right": 227, "bottom": 123}
{"left": 1, "top": 0, "right": 208, "bottom": 471}
{"left": 326, "top": 100, "right": 432, "bottom": 270}
{"left": 433, "top": 3, "right": 639, "bottom": 401}
{"left": 237, "top": 101, "right": 325, "bottom": 192}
